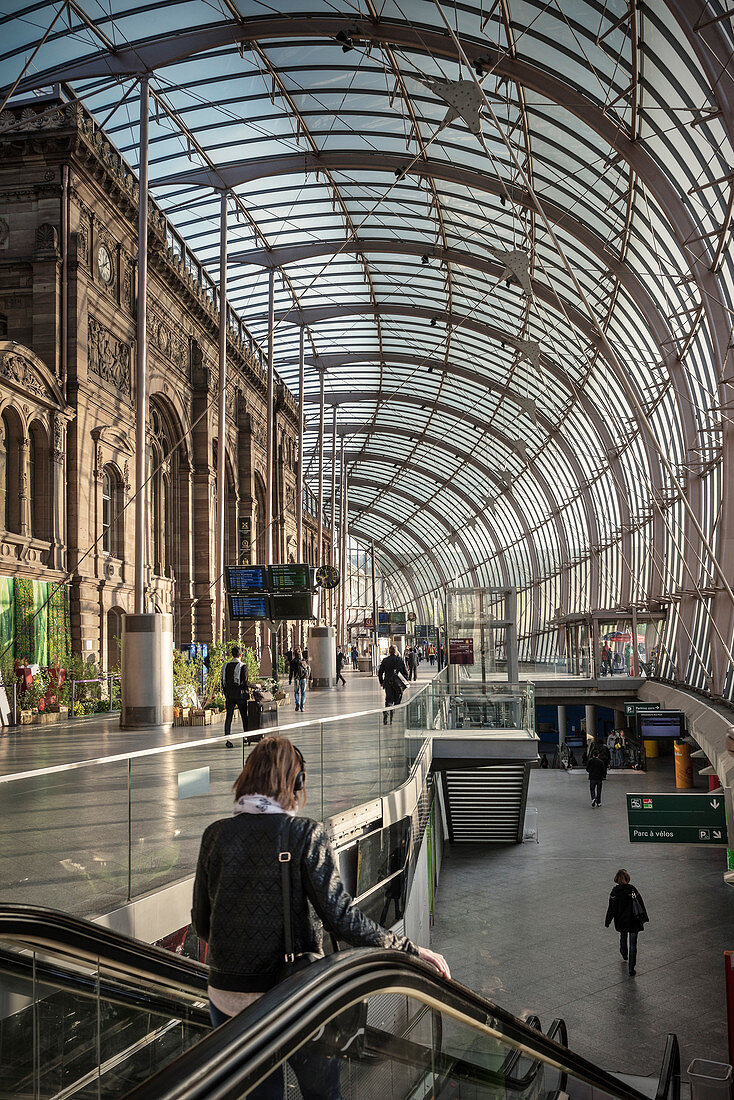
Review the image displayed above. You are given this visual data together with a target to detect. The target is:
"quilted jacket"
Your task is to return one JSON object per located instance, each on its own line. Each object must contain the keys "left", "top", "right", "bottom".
{"left": 192, "top": 812, "right": 419, "bottom": 992}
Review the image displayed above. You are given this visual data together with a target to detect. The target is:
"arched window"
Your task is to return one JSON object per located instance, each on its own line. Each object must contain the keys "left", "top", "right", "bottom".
{"left": 102, "top": 465, "right": 122, "bottom": 557}
{"left": 28, "top": 422, "right": 49, "bottom": 540}
{"left": 2, "top": 410, "right": 22, "bottom": 534}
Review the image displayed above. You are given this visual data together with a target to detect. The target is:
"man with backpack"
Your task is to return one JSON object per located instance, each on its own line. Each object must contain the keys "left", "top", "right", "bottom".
{"left": 378, "top": 645, "right": 409, "bottom": 725}
{"left": 289, "top": 647, "right": 311, "bottom": 712}
{"left": 221, "top": 645, "right": 251, "bottom": 737}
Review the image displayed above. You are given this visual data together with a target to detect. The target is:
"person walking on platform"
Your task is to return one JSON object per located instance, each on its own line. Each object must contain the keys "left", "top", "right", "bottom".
{"left": 289, "top": 647, "right": 311, "bottom": 713}
{"left": 586, "top": 750, "right": 607, "bottom": 807}
{"left": 406, "top": 646, "right": 419, "bottom": 681}
{"left": 221, "top": 645, "right": 250, "bottom": 738}
{"left": 605, "top": 868, "right": 648, "bottom": 976}
{"left": 192, "top": 735, "right": 450, "bottom": 1096}
{"left": 351, "top": 644, "right": 359, "bottom": 670}
{"left": 613, "top": 731, "right": 625, "bottom": 769}
{"left": 427, "top": 644, "right": 436, "bottom": 667}
{"left": 335, "top": 647, "right": 347, "bottom": 686}
{"left": 378, "top": 645, "right": 409, "bottom": 724}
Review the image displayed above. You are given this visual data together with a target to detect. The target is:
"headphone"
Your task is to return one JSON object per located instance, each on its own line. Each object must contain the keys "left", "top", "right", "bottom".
{"left": 293, "top": 744, "right": 306, "bottom": 793}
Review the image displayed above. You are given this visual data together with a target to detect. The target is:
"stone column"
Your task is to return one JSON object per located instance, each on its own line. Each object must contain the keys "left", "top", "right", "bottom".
{"left": 49, "top": 414, "right": 67, "bottom": 570}
{"left": 18, "top": 435, "right": 30, "bottom": 537}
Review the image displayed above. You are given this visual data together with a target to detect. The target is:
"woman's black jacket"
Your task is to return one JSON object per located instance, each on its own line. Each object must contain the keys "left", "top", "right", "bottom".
{"left": 605, "top": 883, "right": 649, "bottom": 933}
{"left": 192, "top": 813, "right": 419, "bottom": 992}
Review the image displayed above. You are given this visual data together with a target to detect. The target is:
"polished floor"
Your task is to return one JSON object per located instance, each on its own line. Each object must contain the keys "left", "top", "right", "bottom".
{"left": 0, "top": 665, "right": 434, "bottom": 918}
{"left": 431, "top": 760, "right": 733, "bottom": 1078}
{"left": 0, "top": 663, "right": 433, "bottom": 776}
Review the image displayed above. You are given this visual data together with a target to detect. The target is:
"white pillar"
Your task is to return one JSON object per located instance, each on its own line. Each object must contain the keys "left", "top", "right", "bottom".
{"left": 557, "top": 704, "right": 566, "bottom": 747}
{"left": 585, "top": 703, "right": 597, "bottom": 747}
{"left": 214, "top": 190, "right": 227, "bottom": 639}
{"left": 296, "top": 327, "right": 304, "bottom": 560}
{"left": 265, "top": 270, "right": 274, "bottom": 563}
{"left": 134, "top": 76, "right": 149, "bottom": 614}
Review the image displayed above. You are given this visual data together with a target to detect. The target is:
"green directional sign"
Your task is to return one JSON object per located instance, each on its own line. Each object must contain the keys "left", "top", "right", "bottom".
{"left": 627, "top": 792, "right": 727, "bottom": 844}
{"left": 624, "top": 702, "right": 661, "bottom": 716}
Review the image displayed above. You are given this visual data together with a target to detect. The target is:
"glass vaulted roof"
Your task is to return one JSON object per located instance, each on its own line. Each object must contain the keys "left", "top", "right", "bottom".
{"left": 3, "top": 0, "right": 734, "bottom": 664}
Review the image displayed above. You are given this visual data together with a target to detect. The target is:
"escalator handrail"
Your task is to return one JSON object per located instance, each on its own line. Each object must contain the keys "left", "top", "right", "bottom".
{"left": 0, "top": 904, "right": 208, "bottom": 995}
{"left": 123, "top": 948, "right": 657, "bottom": 1100}
{"left": 655, "top": 1033, "right": 680, "bottom": 1100}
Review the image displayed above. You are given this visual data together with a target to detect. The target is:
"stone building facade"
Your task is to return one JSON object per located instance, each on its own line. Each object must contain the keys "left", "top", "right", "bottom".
{"left": 0, "top": 95, "right": 325, "bottom": 670}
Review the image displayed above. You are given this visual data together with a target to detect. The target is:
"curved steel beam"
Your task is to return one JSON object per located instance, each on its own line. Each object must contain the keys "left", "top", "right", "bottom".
{"left": 13, "top": 13, "right": 726, "bottom": 387}
{"left": 335, "top": 428, "right": 557, "bottom": 609}
{"left": 348, "top": 474, "right": 510, "bottom": 588}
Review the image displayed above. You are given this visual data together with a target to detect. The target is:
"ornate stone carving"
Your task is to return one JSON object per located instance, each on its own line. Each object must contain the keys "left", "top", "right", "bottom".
{"left": 34, "top": 222, "right": 60, "bottom": 259}
{"left": 87, "top": 316, "right": 131, "bottom": 397}
{"left": 0, "top": 218, "right": 8, "bottom": 250}
{"left": 52, "top": 415, "right": 65, "bottom": 461}
{"left": 123, "top": 459, "right": 130, "bottom": 491}
{"left": 76, "top": 218, "right": 90, "bottom": 267}
{"left": 0, "top": 351, "right": 45, "bottom": 397}
{"left": 251, "top": 415, "right": 266, "bottom": 449}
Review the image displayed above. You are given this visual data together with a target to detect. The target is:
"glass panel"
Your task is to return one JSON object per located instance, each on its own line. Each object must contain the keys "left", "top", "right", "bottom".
{"left": 0, "top": 943, "right": 208, "bottom": 1098}
{"left": 249, "top": 991, "right": 621, "bottom": 1100}
{"left": 0, "top": 762, "right": 130, "bottom": 917}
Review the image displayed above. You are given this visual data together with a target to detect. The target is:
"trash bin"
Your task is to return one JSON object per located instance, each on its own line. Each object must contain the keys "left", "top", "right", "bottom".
{"left": 688, "top": 1060, "right": 733, "bottom": 1100}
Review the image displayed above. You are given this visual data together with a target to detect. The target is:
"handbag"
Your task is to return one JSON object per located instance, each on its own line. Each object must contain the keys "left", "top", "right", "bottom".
{"left": 630, "top": 890, "right": 647, "bottom": 923}
{"left": 276, "top": 817, "right": 367, "bottom": 1057}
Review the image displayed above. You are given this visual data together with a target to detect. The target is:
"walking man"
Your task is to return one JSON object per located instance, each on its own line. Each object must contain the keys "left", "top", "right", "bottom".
{"left": 585, "top": 750, "right": 607, "bottom": 807}
{"left": 336, "top": 647, "right": 347, "bottom": 686}
{"left": 221, "top": 645, "right": 250, "bottom": 738}
{"left": 378, "top": 645, "right": 409, "bottom": 725}
{"left": 406, "top": 646, "right": 419, "bottom": 681}
{"left": 289, "top": 647, "right": 311, "bottom": 712}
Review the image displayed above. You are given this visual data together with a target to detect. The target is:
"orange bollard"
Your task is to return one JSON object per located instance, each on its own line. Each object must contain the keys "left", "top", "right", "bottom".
{"left": 674, "top": 739, "right": 693, "bottom": 788}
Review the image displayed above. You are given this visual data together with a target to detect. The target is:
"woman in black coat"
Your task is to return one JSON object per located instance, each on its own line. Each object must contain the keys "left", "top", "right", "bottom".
{"left": 605, "top": 868, "right": 649, "bottom": 976}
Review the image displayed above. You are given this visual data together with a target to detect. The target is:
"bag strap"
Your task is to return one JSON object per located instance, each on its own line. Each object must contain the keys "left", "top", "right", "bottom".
{"left": 277, "top": 815, "right": 295, "bottom": 964}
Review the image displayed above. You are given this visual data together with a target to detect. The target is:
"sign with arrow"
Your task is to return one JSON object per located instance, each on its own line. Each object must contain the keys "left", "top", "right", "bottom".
{"left": 627, "top": 793, "right": 727, "bottom": 845}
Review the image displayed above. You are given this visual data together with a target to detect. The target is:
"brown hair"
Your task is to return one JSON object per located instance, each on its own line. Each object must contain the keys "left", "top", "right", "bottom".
{"left": 233, "top": 736, "right": 305, "bottom": 811}
{"left": 614, "top": 869, "right": 630, "bottom": 884}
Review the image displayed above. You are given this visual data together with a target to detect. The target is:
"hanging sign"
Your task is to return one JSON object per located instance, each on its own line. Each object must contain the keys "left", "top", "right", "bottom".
{"left": 449, "top": 638, "right": 474, "bottom": 665}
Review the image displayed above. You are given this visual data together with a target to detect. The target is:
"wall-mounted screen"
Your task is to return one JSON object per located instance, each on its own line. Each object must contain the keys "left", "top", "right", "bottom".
{"left": 228, "top": 594, "right": 269, "bottom": 620}
{"left": 270, "top": 592, "right": 315, "bottom": 621}
{"left": 269, "top": 564, "right": 312, "bottom": 590}
{"left": 225, "top": 565, "right": 267, "bottom": 592}
{"left": 637, "top": 711, "right": 685, "bottom": 739}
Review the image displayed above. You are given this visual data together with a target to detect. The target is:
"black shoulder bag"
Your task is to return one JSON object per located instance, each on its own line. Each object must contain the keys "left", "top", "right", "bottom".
{"left": 276, "top": 816, "right": 367, "bottom": 1057}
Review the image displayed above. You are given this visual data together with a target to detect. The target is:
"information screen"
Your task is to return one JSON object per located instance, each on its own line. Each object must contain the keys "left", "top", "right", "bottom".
{"left": 228, "top": 594, "right": 269, "bottom": 620}
{"left": 388, "top": 611, "right": 406, "bottom": 625}
{"left": 637, "top": 711, "right": 685, "bottom": 739}
{"left": 225, "top": 565, "right": 267, "bottom": 592}
{"left": 269, "top": 563, "right": 312, "bottom": 590}
{"left": 378, "top": 611, "right": 389, "bottom": 625}
{"left": 270, "top": 592, "right": 315, "bottom": 621}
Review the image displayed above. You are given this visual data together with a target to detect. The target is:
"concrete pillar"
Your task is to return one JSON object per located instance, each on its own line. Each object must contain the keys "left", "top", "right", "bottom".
{"left": 585, "top": 703, "right": 597, "bottom": 747}
{"left": 120, "top": 612, "right": 174, "bottom": 728}
{"left": 308, "top": 624, "right": 336, "bottom": 687}
{"left": 557, "top": 704, "right": 566, "bottom": 747}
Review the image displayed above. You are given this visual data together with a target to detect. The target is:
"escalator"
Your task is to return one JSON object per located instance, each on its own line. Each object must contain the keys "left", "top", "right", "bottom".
{"left": 0, "top": 906, "right": 680, "bottom": 1100}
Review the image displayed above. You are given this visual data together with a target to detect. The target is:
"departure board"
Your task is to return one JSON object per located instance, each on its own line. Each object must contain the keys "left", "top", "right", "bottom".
{"left": 225, "top": 565, "right": 267, "bottom": 592}
{"left": 378, "top": 611, "right": 389, "bottom": 625}
{"left": 228, "top": 595, "right": 269, "bottom": 620}
{"left": 270, "top": 592, "right": 315, "bottom": 621}
{"left": 269, "top": 564, "right": 311, "bottom": 590}
{"left": 388, "top": 611, "right": 406, "bottom": 625}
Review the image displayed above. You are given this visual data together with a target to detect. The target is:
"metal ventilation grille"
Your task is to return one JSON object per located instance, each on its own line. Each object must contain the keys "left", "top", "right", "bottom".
{"left": 443, "top": 764, "right": 529, "bottom": 842}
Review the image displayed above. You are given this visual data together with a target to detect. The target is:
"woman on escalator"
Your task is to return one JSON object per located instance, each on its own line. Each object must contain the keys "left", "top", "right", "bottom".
{"left": 192, "top": 734, "right": 450, "bottom": 1100}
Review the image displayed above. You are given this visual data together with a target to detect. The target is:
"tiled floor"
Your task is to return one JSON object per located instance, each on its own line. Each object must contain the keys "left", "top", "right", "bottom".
{"left": 431, "top": 760, "right": 734, "bottom": 1077}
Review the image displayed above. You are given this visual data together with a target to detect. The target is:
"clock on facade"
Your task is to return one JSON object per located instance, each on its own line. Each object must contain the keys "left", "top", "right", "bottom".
{"left": 97, "top": 244, "right": 114, "bottom": 285}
